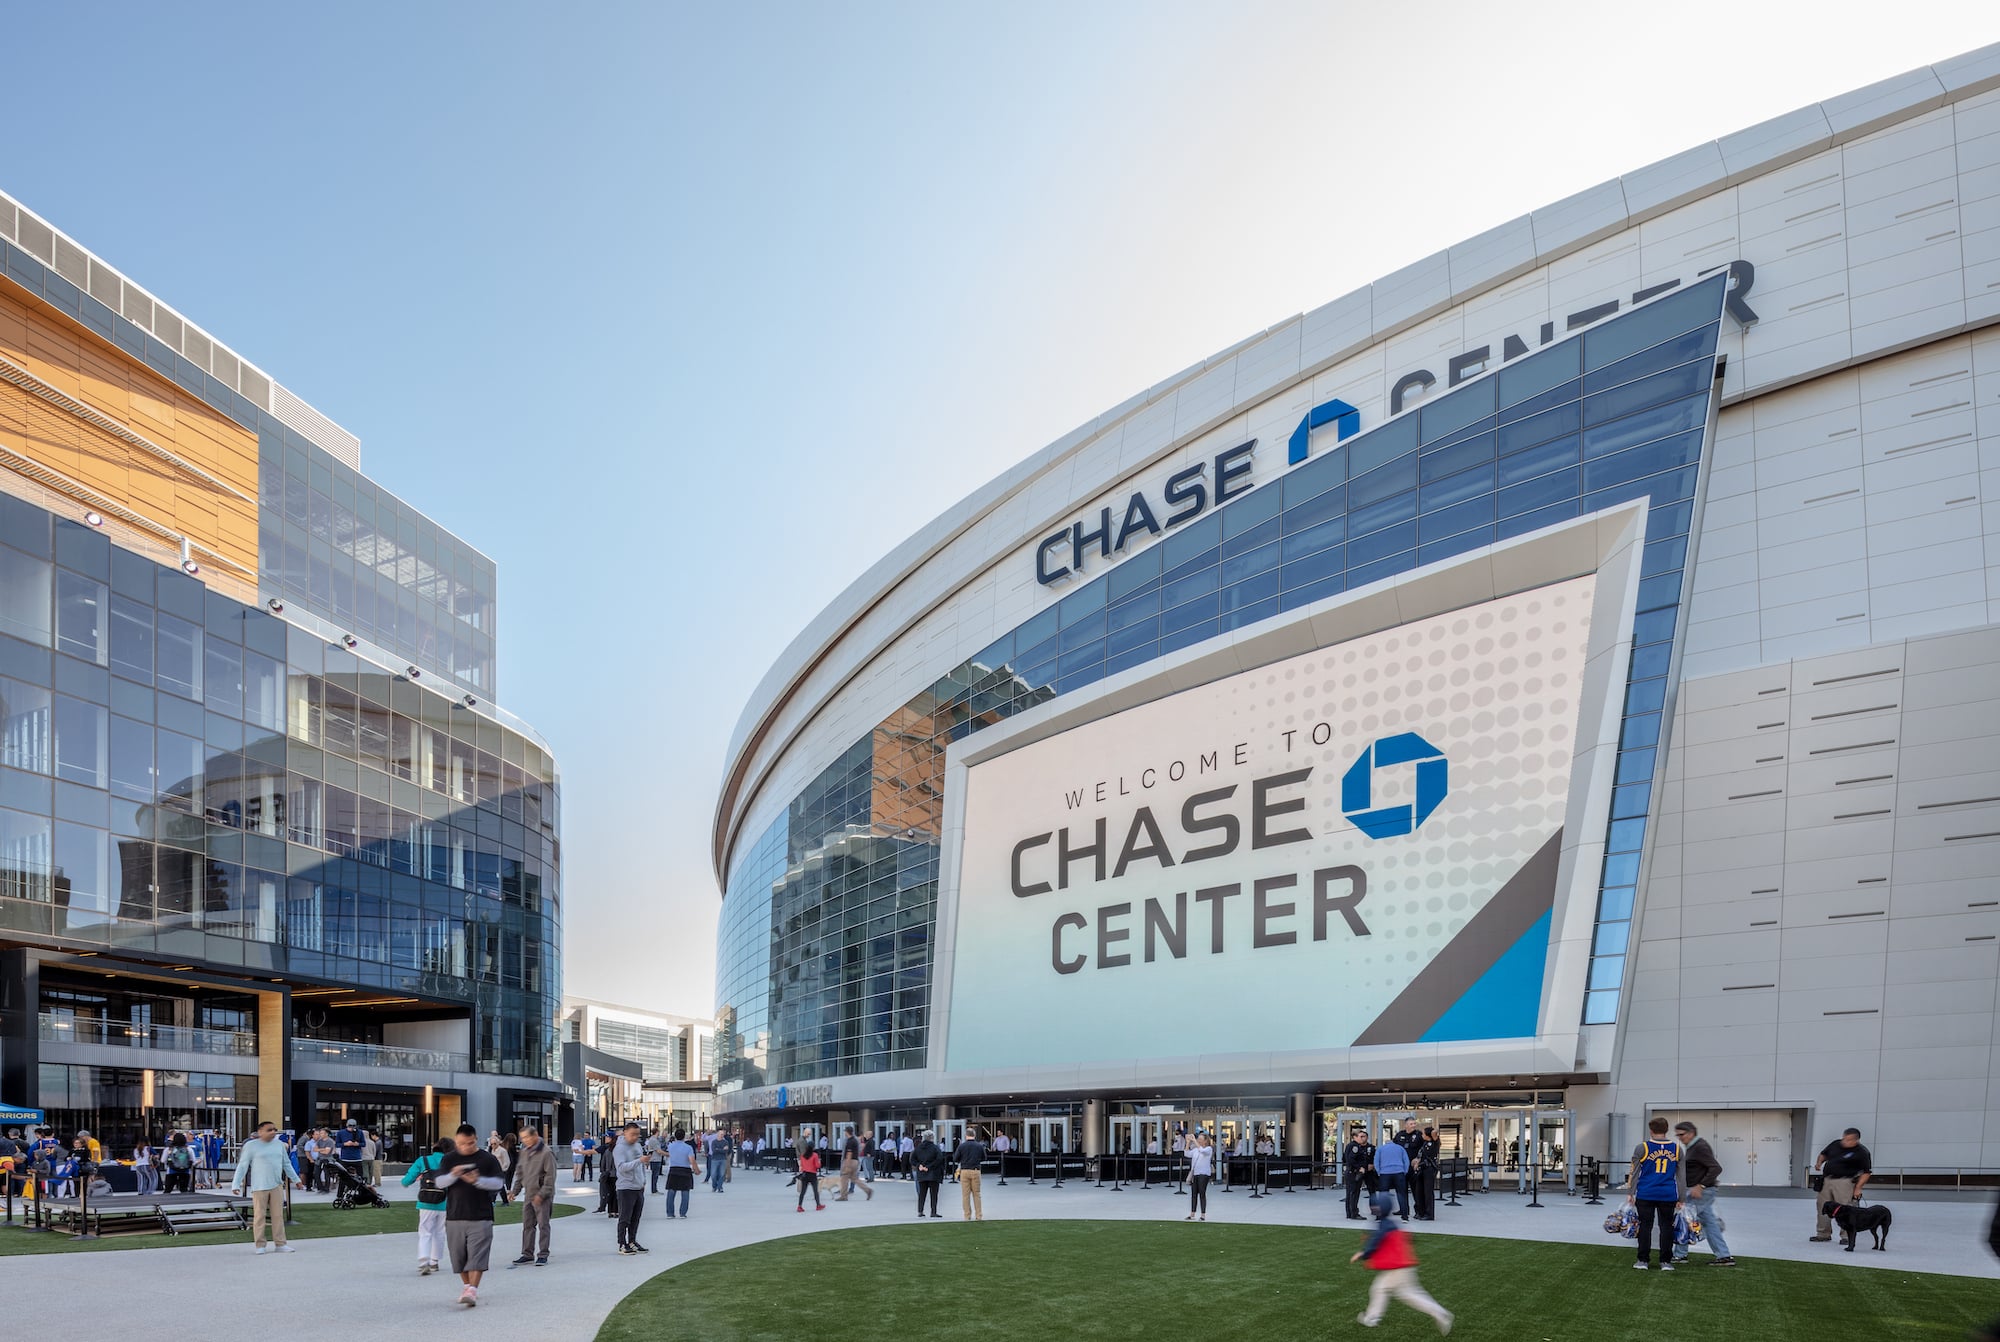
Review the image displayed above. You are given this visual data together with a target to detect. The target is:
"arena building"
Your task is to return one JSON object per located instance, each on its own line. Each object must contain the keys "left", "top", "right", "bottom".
{"left": 0, "top": 186, "right": 565, "bottom": 1158}
{"left": 712, "top": 46, "right": 2000, "bottom": 1186}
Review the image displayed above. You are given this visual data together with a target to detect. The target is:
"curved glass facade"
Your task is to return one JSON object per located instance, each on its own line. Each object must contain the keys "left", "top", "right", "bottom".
{"left": 0, "top": 493, "right": 562, "bottom": 1079}
{"left": 716, "top": 276, "right": 1728, "bottom": 1093}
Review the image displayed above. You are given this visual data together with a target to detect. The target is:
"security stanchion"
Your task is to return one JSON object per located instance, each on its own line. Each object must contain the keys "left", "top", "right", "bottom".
{"left": 1527, "top": 1162, "right": 1545, "bottom": 1209}
{"left": 1174, "top": 1150, "right": 1185, "bottom": 1196}
{"left": 1247, "top": 1157, "right": 1264, "bottom": 1200}
{"left": 285, "top": 1179, "right": 297, "bottom": 1226}
{"left": 1052, "top": 1154, "right": 1066, "bottom": 1188}
{"left": 1444, "top": 1159, "right": 1462, "bottom": 1208}
{"left": 1028, "top": 1152, "right": 1039, "bottom": 1186}
{"left": 1582, "top": 1158, "right": 1604, "bottom": 1206}
{"left": 1111, "top": 1154, "right": 1124, "bottom": 1192}
{"left": 997, "top": 1150, "right": 1008, "bottom": 1187}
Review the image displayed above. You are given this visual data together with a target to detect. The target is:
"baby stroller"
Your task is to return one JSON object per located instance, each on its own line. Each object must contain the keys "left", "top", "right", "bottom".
{"left": 324, "top": 1158, "right": 391, "bottom": 1210}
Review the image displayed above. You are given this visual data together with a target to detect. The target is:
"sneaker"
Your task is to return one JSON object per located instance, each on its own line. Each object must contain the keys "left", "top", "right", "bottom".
{"left": 1357, "top": 1315, "right": 1379, "bottom": 1329}
{"left": 796, "top": 1206, "right": 805, "bottom": 1213}
{"left": 1660, "top": 1262, "right": 1675, "bottom": 1272}
{"left": 618, "top": 1244, "right": 636, "bottom": 1256}
{"left": 254, "top": 1245, "right": 268, "bottom": 1255}
{"left": 630, "top": 1242, "right": 649, "bottom": 1254}
{"left": 418, "top": 1263, "right": 432, "bottom": 1276}
{"left": 458, "top": 1288, "right": 477, "bottom": 1308}
{"left": 511, "top": 1255, "right": 534, "bottom": 1267}
{"left": 272, "top": 1244, "right": 294, "bottom": 1254}
{"left": 1437, "top": 1311, "right": 1453, "bottom": 1335}
{"left": 1808, "top": 1235, "right": 1831, "bottom": 1243}
{"left": 1709, "top": 1257, "right": 1737, "bottom": 1267}
{"left": 535, "top": 1255, "right": 548, "bottom": 1266}
{"left": 1632, "top": 1262, "right": 1649, "bottom": 1271}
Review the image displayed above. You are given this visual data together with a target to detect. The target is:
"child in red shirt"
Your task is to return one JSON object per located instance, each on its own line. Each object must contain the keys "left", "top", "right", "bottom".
{"left": 1351, "top": 1192, "right": 1453, "bottom": 1332}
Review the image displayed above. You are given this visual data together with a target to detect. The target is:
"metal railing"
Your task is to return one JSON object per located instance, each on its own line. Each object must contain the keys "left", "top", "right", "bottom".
{"left": 291, "top": 1038, "right": 470, "bottom": 1072}
{"left": 37, "top": 1013, "right": 258, "bottom": 1057}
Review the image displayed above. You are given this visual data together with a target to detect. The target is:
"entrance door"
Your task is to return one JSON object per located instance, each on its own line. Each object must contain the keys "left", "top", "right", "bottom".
{"left": 1108, "top": 1116, "right": 1161, "bottom": 1156}
{"left": 1024, "top": 1117, "right": 1068, "bottom": 1154}
{"left": 1480, "top": 1110, "right": 1527, "bottom": 1188}
{"left": 1702, "top": 1110, "right": 1795, "bottom": 1188}
{"left": 934, "top": 1119, "right": 965, "bottom": 1154}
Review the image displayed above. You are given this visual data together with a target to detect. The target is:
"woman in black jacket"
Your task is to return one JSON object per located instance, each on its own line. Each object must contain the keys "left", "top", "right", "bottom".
{"left": 913, "top": 1131, "right": 944, "bottom": 1218}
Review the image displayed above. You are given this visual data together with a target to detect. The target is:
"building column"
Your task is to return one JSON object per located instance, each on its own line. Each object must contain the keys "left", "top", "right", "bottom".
{"left": 856, "top": 1107, "right": 876, "bottom": 1134}
{"left": 1081, "top": 1099, "right": 1104, "bottom": 1158}
{"left": 258, "top": 988, "right": 289, "bottom": 1128}
{"left": 1287, "top": 1092, "right": 1314, "bottom": 1157}
{"left": 933, "top": 1104, "right": 955, "bottom": 1123}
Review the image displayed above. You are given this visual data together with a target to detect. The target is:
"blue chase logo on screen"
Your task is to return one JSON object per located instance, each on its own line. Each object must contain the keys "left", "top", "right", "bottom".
{"left": 1342, "top": 732, "right": 1448, "bottom": 839}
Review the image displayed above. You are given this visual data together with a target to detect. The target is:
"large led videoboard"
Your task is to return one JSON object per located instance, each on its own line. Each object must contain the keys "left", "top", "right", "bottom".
{"left": 943, "top": 575, "right": 1597, "bottom": 1072}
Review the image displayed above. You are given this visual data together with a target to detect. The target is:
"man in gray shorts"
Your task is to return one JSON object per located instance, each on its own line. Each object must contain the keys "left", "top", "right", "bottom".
{"left": 433, "top": 1123, "right": 506, "bottom": 1308}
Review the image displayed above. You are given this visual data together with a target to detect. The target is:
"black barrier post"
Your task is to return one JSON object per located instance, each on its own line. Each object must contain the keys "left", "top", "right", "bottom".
{"left": 1247, "top": 1157, "right": 1263, "bottom": 1200}
{"left": 1527, "top": 1160, "right": 1544, "bottom": 1209}
{"left": 72, "top": 1165, "right": 96, "bottom": 1240}
{"left": 1110, "top": 1154, "right": 1123, "bottom": 1192}
{"left": 998, "top": 1147, "right": 1008, "bottom": 1187}
{"left": 1174, "top": 1149, "right": 1185, "bottom": 1196}
{"left": 1583, "top": 1158, "right": 1605, "bottom": 1206}
{"left": 1053, "top": 1154, "right": 1065, "bottom": 1189}
{"left": 1444, "top": 1160, "right": 1462, "bottom": 1208}
{"left": 285, "top": 1178, "right": 297, "bottom": 1226}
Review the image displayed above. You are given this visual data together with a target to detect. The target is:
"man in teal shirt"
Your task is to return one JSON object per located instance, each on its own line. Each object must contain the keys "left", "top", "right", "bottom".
{"left": 229, "top": 1121, "right": 301, "bottom": 1254}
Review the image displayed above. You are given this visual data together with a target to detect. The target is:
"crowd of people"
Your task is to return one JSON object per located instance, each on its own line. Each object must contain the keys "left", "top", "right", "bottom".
{"left": 0, "top": 1124, "right": 222, "bottom": 1198}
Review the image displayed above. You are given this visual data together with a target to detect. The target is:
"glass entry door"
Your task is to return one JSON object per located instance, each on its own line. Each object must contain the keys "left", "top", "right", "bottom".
{"left": 1024, "top": 1117, "right": 1069, "bottom": 1153}
{"left": 1108, "top": 1116, "right": 1162, "bottom": 1156}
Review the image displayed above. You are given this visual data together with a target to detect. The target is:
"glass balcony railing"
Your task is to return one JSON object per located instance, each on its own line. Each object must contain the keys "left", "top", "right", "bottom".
{"left": 38, "top": 1013, "right": 259, "bottom": 1056}
{"left": 291, "top": 1038, "right": 470, "bottom": 1072}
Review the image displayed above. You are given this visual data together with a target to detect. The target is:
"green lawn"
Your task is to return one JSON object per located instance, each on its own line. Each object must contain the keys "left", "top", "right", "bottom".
{"left": 0, "top": 1199, "right": 579, "bottom": 1254}
{"left": 597, "top": 1221, "right": 1992, "bottom": 1342}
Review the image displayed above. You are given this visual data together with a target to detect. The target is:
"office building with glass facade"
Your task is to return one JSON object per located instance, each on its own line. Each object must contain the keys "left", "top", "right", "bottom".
{"left": 0, "top": 185, "right": 564, "bottom": 1161}
{"left": 712, "top": 49, "right": 2000, "bottom": 1186}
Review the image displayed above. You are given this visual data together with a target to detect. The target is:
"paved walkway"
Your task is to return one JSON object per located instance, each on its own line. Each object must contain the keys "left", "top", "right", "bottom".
{"left": 2, "top": 1168, "right": 1993, "bottom": 1341}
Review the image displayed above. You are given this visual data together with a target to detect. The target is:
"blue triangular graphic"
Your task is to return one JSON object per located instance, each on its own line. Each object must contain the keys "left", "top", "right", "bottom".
{"left": 1418, "top": 910, "right": 1551, "bottom": 1043}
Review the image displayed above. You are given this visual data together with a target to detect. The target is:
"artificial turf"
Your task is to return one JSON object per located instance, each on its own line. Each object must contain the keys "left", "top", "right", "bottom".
{"left": 0, "top": 1198, "right": 579, "bottom": 1255}
{"left": 595, "top": 1220, "right": 1993, "bottom": 1342}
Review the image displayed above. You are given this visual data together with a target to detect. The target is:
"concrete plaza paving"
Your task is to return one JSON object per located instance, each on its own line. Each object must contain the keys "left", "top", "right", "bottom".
{"left": 2, "top": 1167, "right": 1993, "bottom": 1341}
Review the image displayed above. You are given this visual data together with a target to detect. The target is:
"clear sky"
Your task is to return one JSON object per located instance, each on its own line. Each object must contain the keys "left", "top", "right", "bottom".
{"left": 3, "top": 2, "right": 1993, "bottom": 1017}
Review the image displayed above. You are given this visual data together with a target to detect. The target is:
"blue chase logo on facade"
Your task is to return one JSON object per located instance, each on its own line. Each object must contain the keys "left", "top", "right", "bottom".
{"left": 1342, "top": 732, "right": 1448, "bottom": 839}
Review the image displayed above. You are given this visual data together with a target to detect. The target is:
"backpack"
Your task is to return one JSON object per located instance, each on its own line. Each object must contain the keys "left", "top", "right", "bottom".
{"left": 416, "top": 1155, "right": 444, "bottom": 1199}
{"left": 168, "top": 1147, "right": 192, "bottom": 1170}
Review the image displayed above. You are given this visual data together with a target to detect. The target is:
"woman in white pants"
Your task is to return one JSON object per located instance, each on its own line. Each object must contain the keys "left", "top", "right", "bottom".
{"left": 401, "top": 1138, "right": 453, "bottom": 1275}
{"left": 132, "top": 1142, "right": 158, "bottom": 1196}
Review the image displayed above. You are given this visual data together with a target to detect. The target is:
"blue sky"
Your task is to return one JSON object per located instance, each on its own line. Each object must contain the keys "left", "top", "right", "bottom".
{"left": 4, "top": 2, "right": 1993, "bottom": 1014}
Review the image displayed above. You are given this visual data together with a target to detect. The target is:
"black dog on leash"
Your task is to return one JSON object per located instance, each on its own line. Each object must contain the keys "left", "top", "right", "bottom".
{"left": 1823, "top": 1200, "right": 1892, "bottom": 1251}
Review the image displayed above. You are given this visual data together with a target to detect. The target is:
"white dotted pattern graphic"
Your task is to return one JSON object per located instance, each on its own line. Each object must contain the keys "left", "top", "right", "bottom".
{"left": 946, "top": 574, "right": 1596, "bottom": 1072}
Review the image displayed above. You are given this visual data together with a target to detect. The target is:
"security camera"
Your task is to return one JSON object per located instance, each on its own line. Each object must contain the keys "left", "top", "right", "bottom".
{"left": 406, "top": 666, "right": 422, "bottom": 680}
{"left": 267, "top": 598, "right": 285, "bottom": 614}
{"left": 342, "top": 634, "right": 358, "bottom": 649}
{"left": 462, "top": 693, "right": 477, "bottom": 709}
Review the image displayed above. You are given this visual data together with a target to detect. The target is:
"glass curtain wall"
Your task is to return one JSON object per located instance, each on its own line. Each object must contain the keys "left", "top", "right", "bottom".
{"left": 0, "top": 497, "right": 562, "bottom": 1080}
{"left": 715, "top": 276, "right": 1729, "bottom": 1088}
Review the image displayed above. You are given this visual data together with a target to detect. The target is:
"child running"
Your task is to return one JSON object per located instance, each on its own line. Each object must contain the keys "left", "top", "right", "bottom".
{"left": 1351, "top": 1191, "right": 1453, "bottom": 1333}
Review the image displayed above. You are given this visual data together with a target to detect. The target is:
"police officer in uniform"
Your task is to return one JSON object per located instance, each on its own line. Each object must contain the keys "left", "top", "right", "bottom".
{"left": 1392, "top": 1118, "right": 1428, "bottom": 1219}
{"left": 1341, "top": 1124, "right": 1376, "bottom": 1220}
{"left": 1413, "top": 1124, "right": 1441, "bottom": 1220}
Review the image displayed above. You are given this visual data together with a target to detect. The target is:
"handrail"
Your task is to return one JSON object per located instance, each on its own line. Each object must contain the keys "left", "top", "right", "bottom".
{"left": 291, "top": 1038, "right": 470, "bottom": 1072}
{"left": 38, "top": 1013, "right": 257, "bottom": 1056}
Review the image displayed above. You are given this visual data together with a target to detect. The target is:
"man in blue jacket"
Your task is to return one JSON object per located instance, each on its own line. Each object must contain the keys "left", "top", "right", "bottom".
{"left": 1373, "top": 1125, "right": 1411, "bottom": 1221}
